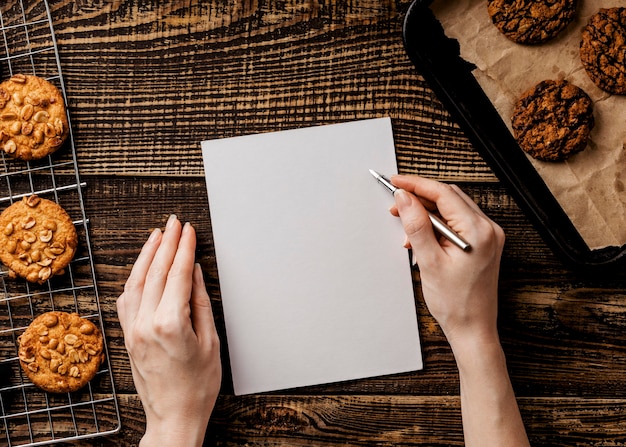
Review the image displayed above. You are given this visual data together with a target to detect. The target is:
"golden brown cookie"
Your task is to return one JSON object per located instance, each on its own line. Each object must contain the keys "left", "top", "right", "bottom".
{"left": 0, "top": 195, "right": 78, "bottom": 283}
{"left": 488, "top": 0, "right": 577, "bottom": 44}
{"left": 580, "top": 7, "right": 626, "bottom": 95}
{"left": 0, "top": 74, "right": 69, "bottom": 161}
{"left": 18, "top": 311, "right": 105, "bottom": 393}
{"left": 511, "top": 79, "right": 594, "bottom": 161}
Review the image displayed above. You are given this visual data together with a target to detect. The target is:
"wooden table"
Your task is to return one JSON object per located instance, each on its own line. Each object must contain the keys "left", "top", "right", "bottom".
{"left": 6, "top": 0, "right": 626, "bottom": 445}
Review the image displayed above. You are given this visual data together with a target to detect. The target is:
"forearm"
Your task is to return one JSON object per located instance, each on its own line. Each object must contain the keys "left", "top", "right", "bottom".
{"left": 451, "top": 334, "right": 529, "bottom": 447}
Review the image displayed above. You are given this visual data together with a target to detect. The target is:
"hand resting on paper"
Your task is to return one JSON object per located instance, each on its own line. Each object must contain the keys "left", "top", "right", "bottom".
{"left": 117, "top": 215, "right": 222, "bottom": 447}
{"left": 390, "top": 174, "right": 529, "bottom": 447}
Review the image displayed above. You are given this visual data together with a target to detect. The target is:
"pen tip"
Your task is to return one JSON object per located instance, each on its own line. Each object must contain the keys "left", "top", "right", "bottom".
{"left": 369, "top": 169, "right": 378, "bottom": 177}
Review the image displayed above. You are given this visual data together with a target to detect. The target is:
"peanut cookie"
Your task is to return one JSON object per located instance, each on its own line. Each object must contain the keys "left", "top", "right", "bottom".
{"left": 0, "top": 74, "right": 69, "bottom": 161}
{"left": 580, "top": 7, "right": 626, "bottom": 95}
{"left": 0, "top": 195, "right": 78, "bottom": 283}
{"left": 511, "top": 80, "right": 594, "bottom": 161}
{"left": 488, "top": 0, "right": 577, "bottom": 44}
{"left": 18, "top": 311, "right": 105, "bottom": 393}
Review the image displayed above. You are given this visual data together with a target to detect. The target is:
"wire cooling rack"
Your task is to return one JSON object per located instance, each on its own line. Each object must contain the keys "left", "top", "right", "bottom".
{"left": 0, "top": 1, "right": 121, "bottom": 445}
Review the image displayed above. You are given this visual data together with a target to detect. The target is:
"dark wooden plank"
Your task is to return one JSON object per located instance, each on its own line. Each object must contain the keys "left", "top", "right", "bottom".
{"left": 89, "top": 394, "right": 626, "bottom": 447}
{"left": 39, "top": 0, "right": 495, "bottom": 181}
{"left": 207, "top": 395, "right": 626, "bottom": 447}
{"left": 13, "top": 393, "right": 626, "bottom": 446}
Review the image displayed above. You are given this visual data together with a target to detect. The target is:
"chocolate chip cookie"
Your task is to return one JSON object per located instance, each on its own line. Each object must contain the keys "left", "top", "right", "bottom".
{"left": 511, "top": 79, "right": 594, "bottom": 161}
{"left": 0, "top": 195, "right": 78, "bottom": 283}
{"left": 488, "top": 0, "right": 577, "bottom": 44}
{"left": 0, "top": 74, "right": 69, "bottom": 161}
{"left": 18, "top": 311, "right": 105, "bottom": 393}
{"left": 580, "top": 7, "right": 626, "bottom": 95}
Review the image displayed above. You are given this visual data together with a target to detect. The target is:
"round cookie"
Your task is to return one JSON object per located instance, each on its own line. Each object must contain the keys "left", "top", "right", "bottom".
{"left": 18, "top": 311, "right": 105, "bottom": 393}
{"left": 0, "top": 195, "right": 78, "bottom": 283}
{"left": 511, "top": 80, "right": 594, "bottom": 161}
{"left": 488, "top": 0, "right": 577, "bottom": 44}
{"left": 580, "top": 7, "right": 626, "bottom": 95}
{"left": 0, "top": 74, "right": 69, "bottom": 161}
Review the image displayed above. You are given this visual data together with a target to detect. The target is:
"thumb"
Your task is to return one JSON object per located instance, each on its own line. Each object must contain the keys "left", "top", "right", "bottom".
{"left": 394, "top": 189, "right": 441, "bottom": 265}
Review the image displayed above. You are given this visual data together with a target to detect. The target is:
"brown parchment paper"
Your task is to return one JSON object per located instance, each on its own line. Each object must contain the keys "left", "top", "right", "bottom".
{"left": 432, "top": 0, "right": 626, "bottom": 249}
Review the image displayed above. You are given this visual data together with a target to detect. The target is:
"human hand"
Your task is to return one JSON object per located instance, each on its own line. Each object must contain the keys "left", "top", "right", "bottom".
{"left": 389, "top": 175, "right": 505, "bottom": 348}
{"left": 390, "top": 176, "right": 528, "bottom": 446}
{"left": 117, "top": 215, "right": 221, "bottom": 447}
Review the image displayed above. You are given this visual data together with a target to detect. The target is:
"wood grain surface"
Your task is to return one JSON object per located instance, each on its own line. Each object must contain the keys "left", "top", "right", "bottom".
{"left": 2, "top": 0, "right": 626, "bottom": 445}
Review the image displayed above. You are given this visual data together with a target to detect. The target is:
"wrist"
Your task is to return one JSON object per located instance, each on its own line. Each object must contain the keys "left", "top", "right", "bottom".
{"left": 141, "top": 416, "right": 208, "bottom": 447}
{"left": 447, "top": 328, "right": 503, "bottom": 368}
{"left": 441, "top": 318, "right": 500, "bottom": 351}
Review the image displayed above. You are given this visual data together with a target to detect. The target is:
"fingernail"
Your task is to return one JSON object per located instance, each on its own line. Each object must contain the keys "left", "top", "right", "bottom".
{"left": 166, "top": 214, "right": 177, "bottom": 229}
{"left": 148, "top": 227, "right": 161, "bottom": 243}
{"left": 403, "top": 236, "right": 412, "bottom": 249}
{"left": 394, "top": 190, "right": 412, "bottom": 209}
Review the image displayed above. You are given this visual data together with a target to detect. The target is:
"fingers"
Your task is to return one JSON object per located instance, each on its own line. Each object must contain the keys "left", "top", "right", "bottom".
{"left": 117, "top": 227, "right": 163, "bottom": 332}
{"left": 390, "top": 174, "right": 488, "bottom": 231}
{"left": 117, "top": 216, "right": 220, "bottom": 358}
{"left": 389, "top": 174, "right": 498, "bottom": 261}
{"left": 390, "top": 175, "right": 505, "bottom": 258}
{"left": 159, "top": 222, "right": 197, "bottom": 315}
{"left": 394, "top": 189, "right": 442, "bottom": 265}
{"left": 391, "top": 175, "right": 470, "bottom": 215}
{"left": 138, "top": 215, "right": 183, "bottom": 314}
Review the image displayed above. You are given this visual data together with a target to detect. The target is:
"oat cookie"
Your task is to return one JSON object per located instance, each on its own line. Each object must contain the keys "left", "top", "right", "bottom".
{"left": 488, "top": 0, "right": 577, "bottom": 44}
{"left": 580, "top": 7, "right": 626, "bottom": 95}
{"left": 511, "top": 79, "right": 594, "bottom": 161}
{"left": 0, "top": 74, "right": 69, "bottom": 161}
{"left": 18, "top": 311, "right": 105, "bottom": 393}
{"left": 0, "top": 195, "right": 78, "bottom": 283}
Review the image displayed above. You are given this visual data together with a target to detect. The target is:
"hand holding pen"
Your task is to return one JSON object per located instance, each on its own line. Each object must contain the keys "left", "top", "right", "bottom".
{"left": 370, "top": 170, "right": 470, "bottom": 251}
{"left": 377, "top": 174, "right": 527, "bottom": 447}
{"left": 378, "top": 173, "right": 505, "bottom": 342}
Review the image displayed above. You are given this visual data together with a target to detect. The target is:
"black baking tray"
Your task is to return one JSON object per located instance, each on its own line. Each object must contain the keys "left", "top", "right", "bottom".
{"left": 402, "top": 0, "right": 626, "bottom": 271}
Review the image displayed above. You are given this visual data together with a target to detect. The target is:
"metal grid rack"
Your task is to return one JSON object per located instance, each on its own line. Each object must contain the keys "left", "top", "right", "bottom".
{"left": 0, "top": 1, "right": 121, "bottom": 445}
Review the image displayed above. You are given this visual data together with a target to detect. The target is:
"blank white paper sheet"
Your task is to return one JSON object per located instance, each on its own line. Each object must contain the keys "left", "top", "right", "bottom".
{"left": 201, "top": 117, "right": 422, "bottom": 395}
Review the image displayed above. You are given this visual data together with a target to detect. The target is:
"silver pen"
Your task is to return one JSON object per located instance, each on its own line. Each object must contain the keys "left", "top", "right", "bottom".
{"left": 369, "top": 169, "right": 471, "bottom": 252}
